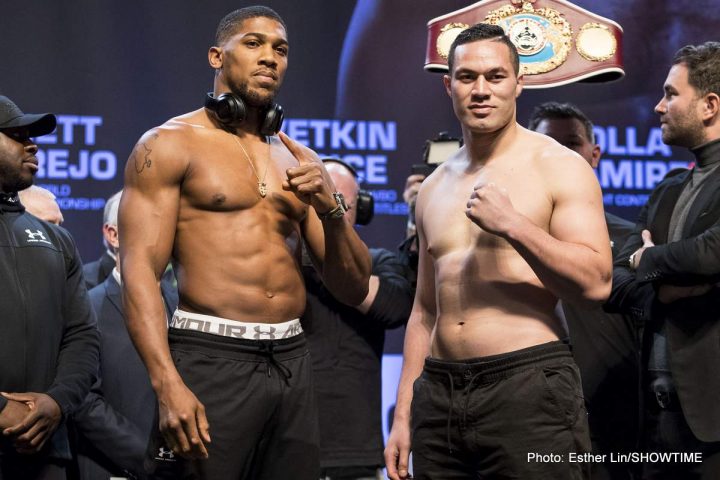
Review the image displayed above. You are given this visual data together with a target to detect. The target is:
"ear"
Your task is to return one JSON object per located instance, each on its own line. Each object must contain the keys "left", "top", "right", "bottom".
{"left": 515, "top": 73, "right": 524, "bottom": 98}
{"left": 443, "top": 74, "right": 452, "bottom": 97}
{"left": 103, "top": 223, "right": 120, "bottom": 251}
{"left": 590, "top": 144, "right": 602, "bottom": 168}
{"left": 701, "top": 92, "right": 719, "bottom": 122}
{"left": 208, "top": 46, "right": 223, "bottom": 70}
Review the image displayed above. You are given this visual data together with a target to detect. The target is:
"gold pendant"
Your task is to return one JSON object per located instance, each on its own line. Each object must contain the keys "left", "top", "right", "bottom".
{"left": 259, "top": 182, "right": 268, "bottom": 198}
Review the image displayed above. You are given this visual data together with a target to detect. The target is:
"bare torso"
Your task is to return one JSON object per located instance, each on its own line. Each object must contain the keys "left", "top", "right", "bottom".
{"left": 420, "top": 129, "right": 571, "bottom": 359}
{"left": 165, "top": 109, "right": 309, "bottom": 322}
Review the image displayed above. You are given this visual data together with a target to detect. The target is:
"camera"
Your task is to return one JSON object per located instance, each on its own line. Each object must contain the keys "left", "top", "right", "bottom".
{"left": 411, "top": 132, "right": 462, "bottom": 177}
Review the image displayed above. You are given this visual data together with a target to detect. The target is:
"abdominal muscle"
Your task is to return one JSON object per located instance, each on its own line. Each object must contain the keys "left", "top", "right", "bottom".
{"left": 430, "top": 248, "right": 565, "bottom": 360}
{"left": 172, "top": 207, "right": 307, "bottom": 324}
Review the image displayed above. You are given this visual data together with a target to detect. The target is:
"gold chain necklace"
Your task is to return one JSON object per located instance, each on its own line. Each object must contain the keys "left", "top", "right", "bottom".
{"left": 231, "top": 135, "right": 270, "bottom": 198}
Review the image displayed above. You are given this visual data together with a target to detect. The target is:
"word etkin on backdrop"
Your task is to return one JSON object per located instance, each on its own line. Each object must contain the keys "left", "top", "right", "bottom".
{"left": 1, "top": 0, "right": 706, "bottom": 261}
{"left": 0, "top": 0, "right": 714, "bottom": 445}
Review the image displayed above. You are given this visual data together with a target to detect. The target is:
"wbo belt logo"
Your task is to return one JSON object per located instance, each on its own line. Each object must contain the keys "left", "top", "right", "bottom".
{"left": 25, "top": 229, "right": 52, "bottom": 245}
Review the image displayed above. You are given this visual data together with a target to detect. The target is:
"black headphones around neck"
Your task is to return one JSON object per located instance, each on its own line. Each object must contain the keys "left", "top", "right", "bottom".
{"left": 321, "top": 158, "right": 374, "bottom": 226}
{"left": 204, "top": 92, "right": 284, "bottom": 136}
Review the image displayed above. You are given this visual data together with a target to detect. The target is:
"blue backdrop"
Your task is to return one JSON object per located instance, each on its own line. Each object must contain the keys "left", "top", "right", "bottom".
{"left": 1, "top": 0, "right": 714, "bottom": 355}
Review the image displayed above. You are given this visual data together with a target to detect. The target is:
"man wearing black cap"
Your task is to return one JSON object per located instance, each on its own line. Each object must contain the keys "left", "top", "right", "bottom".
{"left": 0, "top": 95, "right": 100, "bottom": 479}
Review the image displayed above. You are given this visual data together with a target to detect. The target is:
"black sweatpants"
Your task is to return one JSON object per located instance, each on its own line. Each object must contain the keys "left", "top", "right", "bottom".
{"left": 0, "top": 454, "right": 66, "bottom": 480}
{"left": 411, "top": 341, "right": 591, "bottom": 480}
{"left": 147, "top": 328, "right": 319, "bottom": 480}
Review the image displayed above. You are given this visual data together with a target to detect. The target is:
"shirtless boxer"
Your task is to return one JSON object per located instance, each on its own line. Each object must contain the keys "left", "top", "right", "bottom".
{"left": 119, "top": 6, "right": 371, "bottom": 480}
{"left": 384, "top": 24, "right": 612, "bottom": 480}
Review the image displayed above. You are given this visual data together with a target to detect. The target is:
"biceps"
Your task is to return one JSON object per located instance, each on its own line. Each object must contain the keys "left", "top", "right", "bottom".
{"left": 550, "top": 183, "right": 608, "bottom": 253}
{"left": 119, "top": 184, "right": 179, "bottom": 276}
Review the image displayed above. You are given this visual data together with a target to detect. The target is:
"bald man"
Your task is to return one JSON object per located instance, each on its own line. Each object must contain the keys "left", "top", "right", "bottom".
{"left": 18, "top": 186, "right": 64, "bottom": 225}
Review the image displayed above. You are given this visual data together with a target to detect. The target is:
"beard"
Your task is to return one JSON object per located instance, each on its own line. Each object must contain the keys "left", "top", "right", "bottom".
{"left": 0, "top": 176, "right": 32, "bottom": 194}
{"left": 661, "top": 101, "right": 706, "bottom": 148}
{"left": 231, "top": 81, "right": 275, "bottom": 111}
{"left": 0, "top": 164, "right": 33, "bottom": 194}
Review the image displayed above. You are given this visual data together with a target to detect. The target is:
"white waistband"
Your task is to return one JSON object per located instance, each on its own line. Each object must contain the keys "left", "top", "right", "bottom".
{"left": 169, "top": 309, "right": 303, "bottom": 340}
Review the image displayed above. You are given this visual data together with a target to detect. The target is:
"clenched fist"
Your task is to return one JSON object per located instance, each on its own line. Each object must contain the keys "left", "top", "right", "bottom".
{"left": 279, "top": 131, "right": 337, "bottom": 214}
{"left": 465, "top": 182, "right": 520, "bottom": 236}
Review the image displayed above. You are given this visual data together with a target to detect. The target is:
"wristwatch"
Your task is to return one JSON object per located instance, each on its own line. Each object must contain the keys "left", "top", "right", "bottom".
{"left": 318, "top": 192, "right": 348, "bottom": 220}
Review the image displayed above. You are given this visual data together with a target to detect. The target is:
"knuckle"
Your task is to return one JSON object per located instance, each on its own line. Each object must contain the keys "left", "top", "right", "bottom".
{"left": 165, "top": 419, "right": 181, "bottom": 430}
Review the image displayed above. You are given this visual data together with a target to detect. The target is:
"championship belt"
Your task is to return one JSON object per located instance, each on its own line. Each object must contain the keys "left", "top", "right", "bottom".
{"left": 426, "top": 0, "right": 624, "bottom": 88}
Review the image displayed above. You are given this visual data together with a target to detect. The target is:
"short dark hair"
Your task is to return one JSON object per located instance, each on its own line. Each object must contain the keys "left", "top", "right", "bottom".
{"left": 215, "top": 6, "right": 286, "bottom": 46}
{"left": 447, "top": 23, "right": 519, "bottom": 75}
{"left": 527, "top": 102, "right": 595, "bottom": 143}
{"left": 672, "top": 42, "right": 720, "bottom": 98}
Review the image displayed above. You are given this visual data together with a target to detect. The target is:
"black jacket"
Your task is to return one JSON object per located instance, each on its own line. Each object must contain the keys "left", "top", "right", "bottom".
{"left": 0, "top": 194, "right": 99, "bottom": 458}
{"left": 83, "top": 250, "right": 115, "bottom": 290}
{"left": 606, "top": 164, "right": 720, "bottom": 442}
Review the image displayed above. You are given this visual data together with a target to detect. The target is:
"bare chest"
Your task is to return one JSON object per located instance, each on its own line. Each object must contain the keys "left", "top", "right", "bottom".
{"left": 180, "top": 141, "right": 307, "bottom": 221}
{"left": 423, "top": 164, "right": 552, "bottom": 258}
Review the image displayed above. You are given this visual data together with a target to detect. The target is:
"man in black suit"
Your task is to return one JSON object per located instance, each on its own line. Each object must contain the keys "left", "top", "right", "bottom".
{"left": 72, "top": 190, "right": 175, "bottom": 480}
{"left": 529, "top": 102, "right": 640, "bottom": 480}
{"left": 606, "top": 42, "right": 720, "bottom": 479}
{"left": 82, "top": 192, "right": 119, "bottom": 290}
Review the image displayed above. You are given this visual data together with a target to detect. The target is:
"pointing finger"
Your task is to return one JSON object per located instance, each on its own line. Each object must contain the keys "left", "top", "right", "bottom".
{"left": 278, "top": 131, "right": 308, "bottom": 165}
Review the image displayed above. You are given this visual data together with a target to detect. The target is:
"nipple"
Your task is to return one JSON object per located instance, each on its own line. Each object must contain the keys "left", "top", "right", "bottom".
{"left": 266, "top": 291, "right": 275, "bottom": 299}
{"left": 212, "top": 193, "right": 226, "bottom": 205}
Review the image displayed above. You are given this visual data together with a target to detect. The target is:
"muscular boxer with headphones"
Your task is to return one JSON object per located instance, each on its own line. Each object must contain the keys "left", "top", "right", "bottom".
{"left": 118, "top": 6, "right": 371, "bottom": 480}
